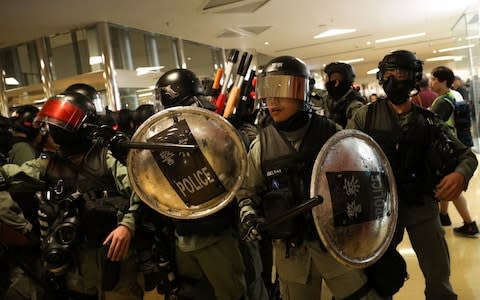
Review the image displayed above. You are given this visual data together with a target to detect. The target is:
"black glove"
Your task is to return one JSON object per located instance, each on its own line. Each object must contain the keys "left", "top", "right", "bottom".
{"left": 156, "top": 259, "right": 179, "bottom": 298}
{"left": 0, "top": 168, "right": 8, "bottom": 190}
{"left": 91, "top": 125, "right": 129, "bottom": 164}
{"left": 240, "top": 213, "right": 263, "bottom": 242}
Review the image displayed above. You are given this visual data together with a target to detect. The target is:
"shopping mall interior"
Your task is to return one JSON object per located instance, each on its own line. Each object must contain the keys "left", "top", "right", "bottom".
{"left": 2, "top": 1, "right": 480, "bottom": 299}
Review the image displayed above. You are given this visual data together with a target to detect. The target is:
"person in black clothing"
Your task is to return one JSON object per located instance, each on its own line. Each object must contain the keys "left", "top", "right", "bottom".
{"left": 347, "top": 50, "right": 478, "bottom": 299}
{"left": 237, "top": 55, "right": 385, "bottom": 300}
{"left": 323, "top": 62, "right": 365, "bottom": 128}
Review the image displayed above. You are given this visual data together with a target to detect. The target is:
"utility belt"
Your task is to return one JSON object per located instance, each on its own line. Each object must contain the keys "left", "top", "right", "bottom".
{"left": 262, "top": 188, "right": 317, "bottom": 241}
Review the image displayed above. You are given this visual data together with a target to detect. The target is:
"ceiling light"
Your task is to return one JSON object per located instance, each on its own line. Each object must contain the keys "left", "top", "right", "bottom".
{"left": 5, "top": 77, "right": 19, "bottom": 85}
{"left": 138, "top": 92, "right": 153, "bottom": 98}
{"left": 436, "top": 44, "right": 475, "bottom": 52}
{"left": 89, "top": 56, "right": 103, "bottom": 65}
{"left": 425, "top": 56, "right": 463, "bottom": 62}
{"left": 135, "top": 66, "right": 165, "bottom": 76}
{"left": 466, "top": 34, "right": 480, "bottom": 40}
{"left": 375, "top": 32, "right": 425, "bottom": 43}
{"left": 264, "top": 41, "right": 269, "bottom": 45}
{"left": 367, "top": 68, "right": 379, "bottom": 75}
{"left": 314, "top": 29, "right": 356, "bottom": 39}
{"left": 340, "top": 58, "right": 364, "bottom": 64}
{"left": 33, "top": 98, "right": 47, "bottom": 104}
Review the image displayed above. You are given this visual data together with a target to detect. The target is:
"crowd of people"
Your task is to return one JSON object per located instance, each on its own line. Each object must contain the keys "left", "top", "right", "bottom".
{"left": 0, "top": 49, "right": 478, "bottom": 300}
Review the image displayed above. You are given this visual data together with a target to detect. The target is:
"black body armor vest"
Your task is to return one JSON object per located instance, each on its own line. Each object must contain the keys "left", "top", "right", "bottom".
{"left": 44, "top": 145, "right": 128, "bottom": 246}
{"left": 365, "top": 99, "right": 437, "bottom": 204}
{"left": 45, "top": 145, "right": 118, "bottom": 198}
{"left": 260, "top": 114, "right": 337, "bottom": 239}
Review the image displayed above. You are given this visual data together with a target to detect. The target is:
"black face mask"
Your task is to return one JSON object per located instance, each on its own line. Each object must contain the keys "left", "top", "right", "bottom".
{"left": 382, "top": 76, "right": 414, "bottom": 105}
{"left": 326, "top": 80, "right": 351, "bottom": 100}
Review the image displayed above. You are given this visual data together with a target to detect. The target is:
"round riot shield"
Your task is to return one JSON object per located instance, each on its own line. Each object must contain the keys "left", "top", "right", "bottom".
{"left": 310, "top": 129, "right": 397, "bottom": 268}
{"left": 127, "top": 106, "right": 247, "bottom": 219}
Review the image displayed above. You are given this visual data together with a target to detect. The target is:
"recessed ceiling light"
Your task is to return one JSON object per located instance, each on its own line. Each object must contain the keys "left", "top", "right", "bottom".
{"left": 436, "top": 44, "right": 475, "bottom": 53}
{"left": 425, "top": 56, "right": 463, "bottom": 62}
{"left": 264, "top": 41, "right": 269, "bottom": 45}
{"left": 5, "top": 77, "right": 19, "bottom": 85}
{"left": 314, "top": 29, "right": 356, "bottom": 39}
{"left": 466, "top": 35, "right": 480, "bottom": 40}
{"left": 340, "top": 58, "right": 364, "bottom": 64}
{"left": 375, "top": 32, "right": 425, "bottom": 43}
{"left": 135, "top": 66, "right": 165, "bottom": 76}
{"left": 367, "top": 68, "right": 379, "bottom": 75}
{"left": 89, "top": 56, "right": 103, "bottom": 65}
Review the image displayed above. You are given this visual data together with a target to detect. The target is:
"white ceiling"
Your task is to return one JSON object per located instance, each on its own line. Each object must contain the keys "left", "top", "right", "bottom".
{"left": 1, "top": 0, "right": 478, "bottom": 83}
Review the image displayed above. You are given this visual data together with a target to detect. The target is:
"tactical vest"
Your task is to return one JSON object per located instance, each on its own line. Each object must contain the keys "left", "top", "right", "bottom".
{"left": 330, "top": 89, "right": 364, "bottom": 128}
{"left": 365, "top": 100, "right": 436, "bottom": 204}
{"left": 44, "top": 145, "right": 128, "bottom": 246}
{"left": 260, "top": 114, "right": 337, "bottom": 240}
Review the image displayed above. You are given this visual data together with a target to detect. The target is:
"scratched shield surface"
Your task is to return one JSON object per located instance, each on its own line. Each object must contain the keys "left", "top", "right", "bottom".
{"left": 127, "top": 106, "right": 247, "bottom": 219}
{"left": 311, "top": 129, "right": 398, "bottom": 268}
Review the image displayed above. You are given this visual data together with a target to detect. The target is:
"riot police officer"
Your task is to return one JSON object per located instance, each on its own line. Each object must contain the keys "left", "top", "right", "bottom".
{"left": 146, "top": 68, "right": 249, "bottom": 300}
{"left": 323, "top": 62, "right": 365, "bottom": 128}
{"left": 236, "top": 55, "right": 384, "bottom": 300}
{"left": 347, "top": 50, "right": 478, "bottom": 299}
{"left": 1, "top": 92, "right": 142, "bottom": 300}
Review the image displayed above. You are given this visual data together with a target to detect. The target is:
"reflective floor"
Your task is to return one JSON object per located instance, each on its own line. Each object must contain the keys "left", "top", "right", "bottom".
{"left": 321, "top": 152, "right": 480, "bottom": 300}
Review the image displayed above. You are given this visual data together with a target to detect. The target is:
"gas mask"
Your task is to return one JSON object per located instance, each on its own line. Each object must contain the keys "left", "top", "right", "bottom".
{"left": 326, "top": 80, "right": 351, "bottom": 100}
{"left": 382, "top": 76, "right": 414, "bottom": 105}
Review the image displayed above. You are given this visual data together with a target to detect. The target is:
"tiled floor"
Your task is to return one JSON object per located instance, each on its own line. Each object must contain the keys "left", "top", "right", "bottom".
{"left": 394, "top": 152, "right": 480, "bottom": 300}
{"left": 320, "top": 151, "right": 480, "bottom": 300}
{"left": 147, "top": 152, "right": 480, "bottom": 300}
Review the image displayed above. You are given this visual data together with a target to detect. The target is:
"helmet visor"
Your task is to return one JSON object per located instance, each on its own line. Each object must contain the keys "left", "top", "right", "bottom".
{"left": 34, "top": 97, "right": 87, "bottom": 132}
{"left": 256, "top": 75, "right": 308, "bottom": 101}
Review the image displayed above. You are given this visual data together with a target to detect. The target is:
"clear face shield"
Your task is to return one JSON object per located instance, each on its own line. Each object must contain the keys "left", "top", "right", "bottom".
{"left": 256, "top": 74, "right": 309, "bottom": 109}
{"left": 33, "top": 97, "right": 87, "bottom": 133}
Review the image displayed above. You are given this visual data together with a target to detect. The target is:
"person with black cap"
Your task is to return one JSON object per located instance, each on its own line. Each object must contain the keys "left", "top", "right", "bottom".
{"left": 347, "top": 50, "right": 478, "bottom": 299}
{"left": 236, "top": 55, "right": 384, "bottom": 300}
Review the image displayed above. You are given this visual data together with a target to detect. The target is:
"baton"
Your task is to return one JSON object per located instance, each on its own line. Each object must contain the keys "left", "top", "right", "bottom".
{"left": 120, "top": 141, "right": 198, "bottom": 150}
{"left": 260, "top": 195, "right": 323, "bottom": 231}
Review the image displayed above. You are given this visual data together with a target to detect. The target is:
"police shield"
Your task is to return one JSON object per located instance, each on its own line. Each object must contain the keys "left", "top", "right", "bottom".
{"left": 310, "top": 129, "right": 397, "bottom": 268}
{"left": 127, "top": 106, "right": 247, "bottom": 219}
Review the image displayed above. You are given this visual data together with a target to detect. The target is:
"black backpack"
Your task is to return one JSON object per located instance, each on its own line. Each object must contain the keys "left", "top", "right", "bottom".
{"left": 444, "top": 94, "right": 473, "bottom": 147}
{"left": 453, "top": 101, "right": 473, "bottom": 147}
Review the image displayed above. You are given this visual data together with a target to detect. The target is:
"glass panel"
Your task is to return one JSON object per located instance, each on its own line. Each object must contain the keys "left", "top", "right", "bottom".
{"left": 154, "top": 34, "right": 177, "bottom": 71}
{"left": 48, "top": 28, "right": 101, "bottom": 80}
{"left": 0, "top": 41, "right": 41, "bottom": 89}
{"left": 183, "top": 40, "right": 217, "bottom": 77}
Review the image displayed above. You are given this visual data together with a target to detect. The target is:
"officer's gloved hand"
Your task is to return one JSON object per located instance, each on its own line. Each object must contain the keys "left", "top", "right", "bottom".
{"left": 0, "top": 169, "right": 7, "bottom": 191}
{"left": 240, "top": 213, "right": 263, "bottom": 242}
{"left": 156, "top": 258, "right": 179, "bottom": 298}
{"left": 238, "top": 198, "right": 263, "bottom": 242}
{"left": 91, "top": 125, "right": 129, "bottom": 164}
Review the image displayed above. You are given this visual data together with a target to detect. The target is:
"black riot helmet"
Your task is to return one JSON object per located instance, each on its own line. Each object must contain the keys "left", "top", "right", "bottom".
{"left": 34, "top": 92, "right": 97, "bottom": 154}
{"left": 155, "top": 68, "right": 215, "bottom": 110}
{"left": 256, "top": 55, "right": 310, "bottom": 103}
{"left": 65, "top": 83, "right": 99, "bottom": 102}
{"left": 377, "top": 50, "right": 423, "bottom": 85}
{"left": 10, "top": 105, "right": 40, "bottom": 140}
{"left": 377, "top": 50, "right": 423, "bottom": 104}
{"left": 134, "top": 104, "right": 156, "bottom": 128}
{"left": 324, "top": 62, "right": 356, "bottom": 84}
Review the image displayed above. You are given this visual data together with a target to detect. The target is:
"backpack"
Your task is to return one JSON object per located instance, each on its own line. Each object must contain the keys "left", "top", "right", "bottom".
{"left": 452, "top": 100, "right": 473, "bottom": 147}
{"left": 444, "top": 93, "right": 473, "bottom": 147}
